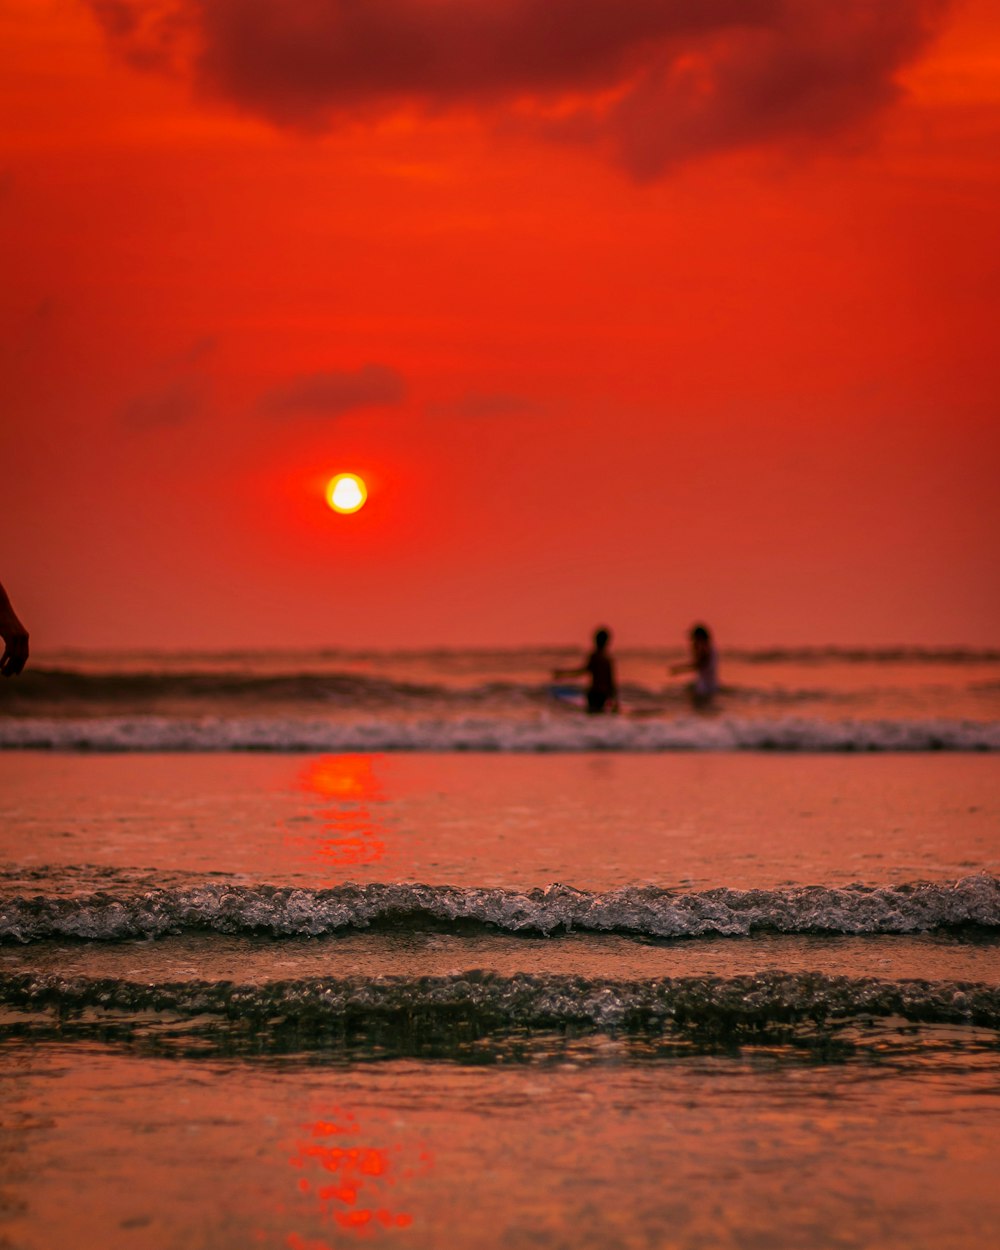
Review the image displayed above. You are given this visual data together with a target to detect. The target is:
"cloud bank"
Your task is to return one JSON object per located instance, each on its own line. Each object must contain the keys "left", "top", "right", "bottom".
{"left": 87, "top": 0, "right": 951, "bottom": 177}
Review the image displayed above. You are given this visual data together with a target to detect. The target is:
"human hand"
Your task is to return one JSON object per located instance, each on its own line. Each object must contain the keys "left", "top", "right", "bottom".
{"left": 0, "top": 615, "right": 28, "bottom": 676}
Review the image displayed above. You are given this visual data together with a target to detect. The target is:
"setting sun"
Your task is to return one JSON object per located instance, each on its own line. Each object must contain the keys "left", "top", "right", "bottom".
{"left": 326, "top": 473, "right": 368, "bottom": 514}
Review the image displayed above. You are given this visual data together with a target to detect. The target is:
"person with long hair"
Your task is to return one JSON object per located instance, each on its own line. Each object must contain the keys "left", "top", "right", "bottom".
{"left": 670, "top": 622, "right": 718, "bottom": 707}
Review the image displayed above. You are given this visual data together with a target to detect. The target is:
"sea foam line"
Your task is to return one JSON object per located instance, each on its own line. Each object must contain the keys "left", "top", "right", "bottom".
{"left": 1, "top": 715, "right": 997, "bottom": 752}
{"left": 1, "top": 877, "right": 996, "bottom": 943}
{"left": 2, "top": 970, "right": 998, "bottom": 1034}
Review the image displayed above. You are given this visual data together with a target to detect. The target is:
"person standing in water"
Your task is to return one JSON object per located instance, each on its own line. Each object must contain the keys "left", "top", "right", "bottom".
{"left": 671, "top": 623, "right": 718, "bottom": 707}
{"left": 553, "top": 627, "right": 619, "bottom": 714}
{"left": 0, "top": 580, "right": 29, "bottom": 676}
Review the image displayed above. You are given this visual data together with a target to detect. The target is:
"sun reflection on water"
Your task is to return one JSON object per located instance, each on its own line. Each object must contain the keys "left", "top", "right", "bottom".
{"left": 285, "top": 1105, "right": 431, "bottom": 1243}
{"left": 282, "top": 755, "right": 389, "bottom": 871}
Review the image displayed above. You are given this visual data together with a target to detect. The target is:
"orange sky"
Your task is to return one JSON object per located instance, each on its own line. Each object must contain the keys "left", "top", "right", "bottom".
{"left": 2, "top": 0, "right": 998, "bottom": 648}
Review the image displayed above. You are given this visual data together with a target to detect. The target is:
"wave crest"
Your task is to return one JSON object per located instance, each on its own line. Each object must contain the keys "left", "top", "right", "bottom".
{"left": 2, "top": 715, "right": 997, "bottom": 752}
{"left": 3, "top": 970, "right": 998, "bottom": 1045}
{"left": 2, "top": 877, "right": 996, "bottom": 943}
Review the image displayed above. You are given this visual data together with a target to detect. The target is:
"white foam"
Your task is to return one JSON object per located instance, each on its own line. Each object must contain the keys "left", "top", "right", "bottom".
{"left": 1, "top": 714, "right": 998, "bottom": 752}
{"left": 2, "top": 876, "right": 997, "bottom": 943}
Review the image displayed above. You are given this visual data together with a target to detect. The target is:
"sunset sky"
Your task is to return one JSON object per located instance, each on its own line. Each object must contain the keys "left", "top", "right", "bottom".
{"left": 2, "top": 0, "right": 998, "bottom": 650}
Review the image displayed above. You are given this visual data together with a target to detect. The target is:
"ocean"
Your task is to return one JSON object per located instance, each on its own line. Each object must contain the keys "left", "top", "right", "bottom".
{"left": 1, "top": 646, "right": 998, "bottom": 1249}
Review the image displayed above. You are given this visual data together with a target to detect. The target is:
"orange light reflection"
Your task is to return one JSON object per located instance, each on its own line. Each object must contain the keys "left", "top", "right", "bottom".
{"left": 281, "top": 755, "right": 389, "bottom": 873}
{"left": 285, "top": 1106, "right": 431, "bottom": 1243}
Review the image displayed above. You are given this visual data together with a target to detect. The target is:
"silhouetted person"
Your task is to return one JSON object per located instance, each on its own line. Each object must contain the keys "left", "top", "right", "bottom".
{"left": 671, "top": 623, "right": 718, "bottom": 707}
{"left": 0, "top": 581, "right": 29, "bottom": 677}
{"left": 553, "top": 627, "right": 619, "bottom": 714}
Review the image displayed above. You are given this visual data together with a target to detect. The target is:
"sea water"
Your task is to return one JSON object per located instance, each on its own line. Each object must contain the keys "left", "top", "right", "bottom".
{"left": 1, "top": 648, "right": 998, "bottom": 1249}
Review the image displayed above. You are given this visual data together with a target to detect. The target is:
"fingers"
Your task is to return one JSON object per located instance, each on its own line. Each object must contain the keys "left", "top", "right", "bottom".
{"left": 0, "top": 634, "right": 28, "bottom": 677}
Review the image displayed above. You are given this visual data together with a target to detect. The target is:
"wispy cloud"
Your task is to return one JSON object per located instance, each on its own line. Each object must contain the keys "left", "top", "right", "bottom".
{"left": 120, "top": 380, "right": 203, "bottom": 430}
{"left": 259, "top": 363, "right": 406, "bottom": 418}
{"left": 436, "top": 392, "right": 541, "bottom": 419}
{"left": 118, "top": 335, "right": 216, "bottom": 430}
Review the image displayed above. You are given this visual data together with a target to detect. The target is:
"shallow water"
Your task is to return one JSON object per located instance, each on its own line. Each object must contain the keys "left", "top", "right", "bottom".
{"left": 3, "top": 1040, "right": 999, "bottom": 1250}
{"left": 1, "top": 739, "right": 998, "bottom": 1249}
{"left": 3, "top": 930, "right": 997, "bottom": 986}
{"left": 2, "top": 753, "right": 996, "bottom": 889}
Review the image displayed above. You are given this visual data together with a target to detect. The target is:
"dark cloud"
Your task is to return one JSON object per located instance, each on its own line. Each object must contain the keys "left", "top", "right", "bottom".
{"left": 87, "top": 0, "right": 193, "bottom": 72}
{"left": 260, "top": 364, "right": 406, "bottom": 418}
{"left": 85, "top": 0, "right": 951, "bottom": 177}
{"left": 88, "top": 0, "right": 141, "bottom": 39}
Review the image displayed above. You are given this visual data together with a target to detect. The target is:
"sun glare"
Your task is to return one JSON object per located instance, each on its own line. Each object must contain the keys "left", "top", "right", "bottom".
{"left": 326, "top": 473, "right": 367, "bottom": 514}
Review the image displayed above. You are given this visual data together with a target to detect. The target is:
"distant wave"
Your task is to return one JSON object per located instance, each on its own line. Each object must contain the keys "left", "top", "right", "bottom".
{"left": 0, "top": 667, "right": 732, "bottom": 711}
{"left": 3, "top": 667, "right": 447, "bottom": 706}
{"left": 1, "top": 714, "right": 997, "bottom": 752}
{"left": 2, "top": 877, "right": 996, "bottom": 943}
{"left": 726, "top": 646, "right": 1000, "bottom": 664}
{"left": 3, "top": 971, "right": 998, "bottom": 1049}
{"left": 8, "top": 650, "right": 1000, "bottom": 709}
{"left": 32, "top": 646, "right": 1000, "bottom": 667}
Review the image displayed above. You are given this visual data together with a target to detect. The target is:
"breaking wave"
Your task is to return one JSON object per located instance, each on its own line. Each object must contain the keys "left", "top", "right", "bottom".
{"left": 5, "top": 667, "right": 449, "bottom": 707}
{"left": 2, "top": 714, "right": 997, "bottom": 752}
{"left": 2, "top": 877, "right": 996, "bottom": 944}
{"left": 2, "top": 971, "right": 998, "bottom": 1055}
